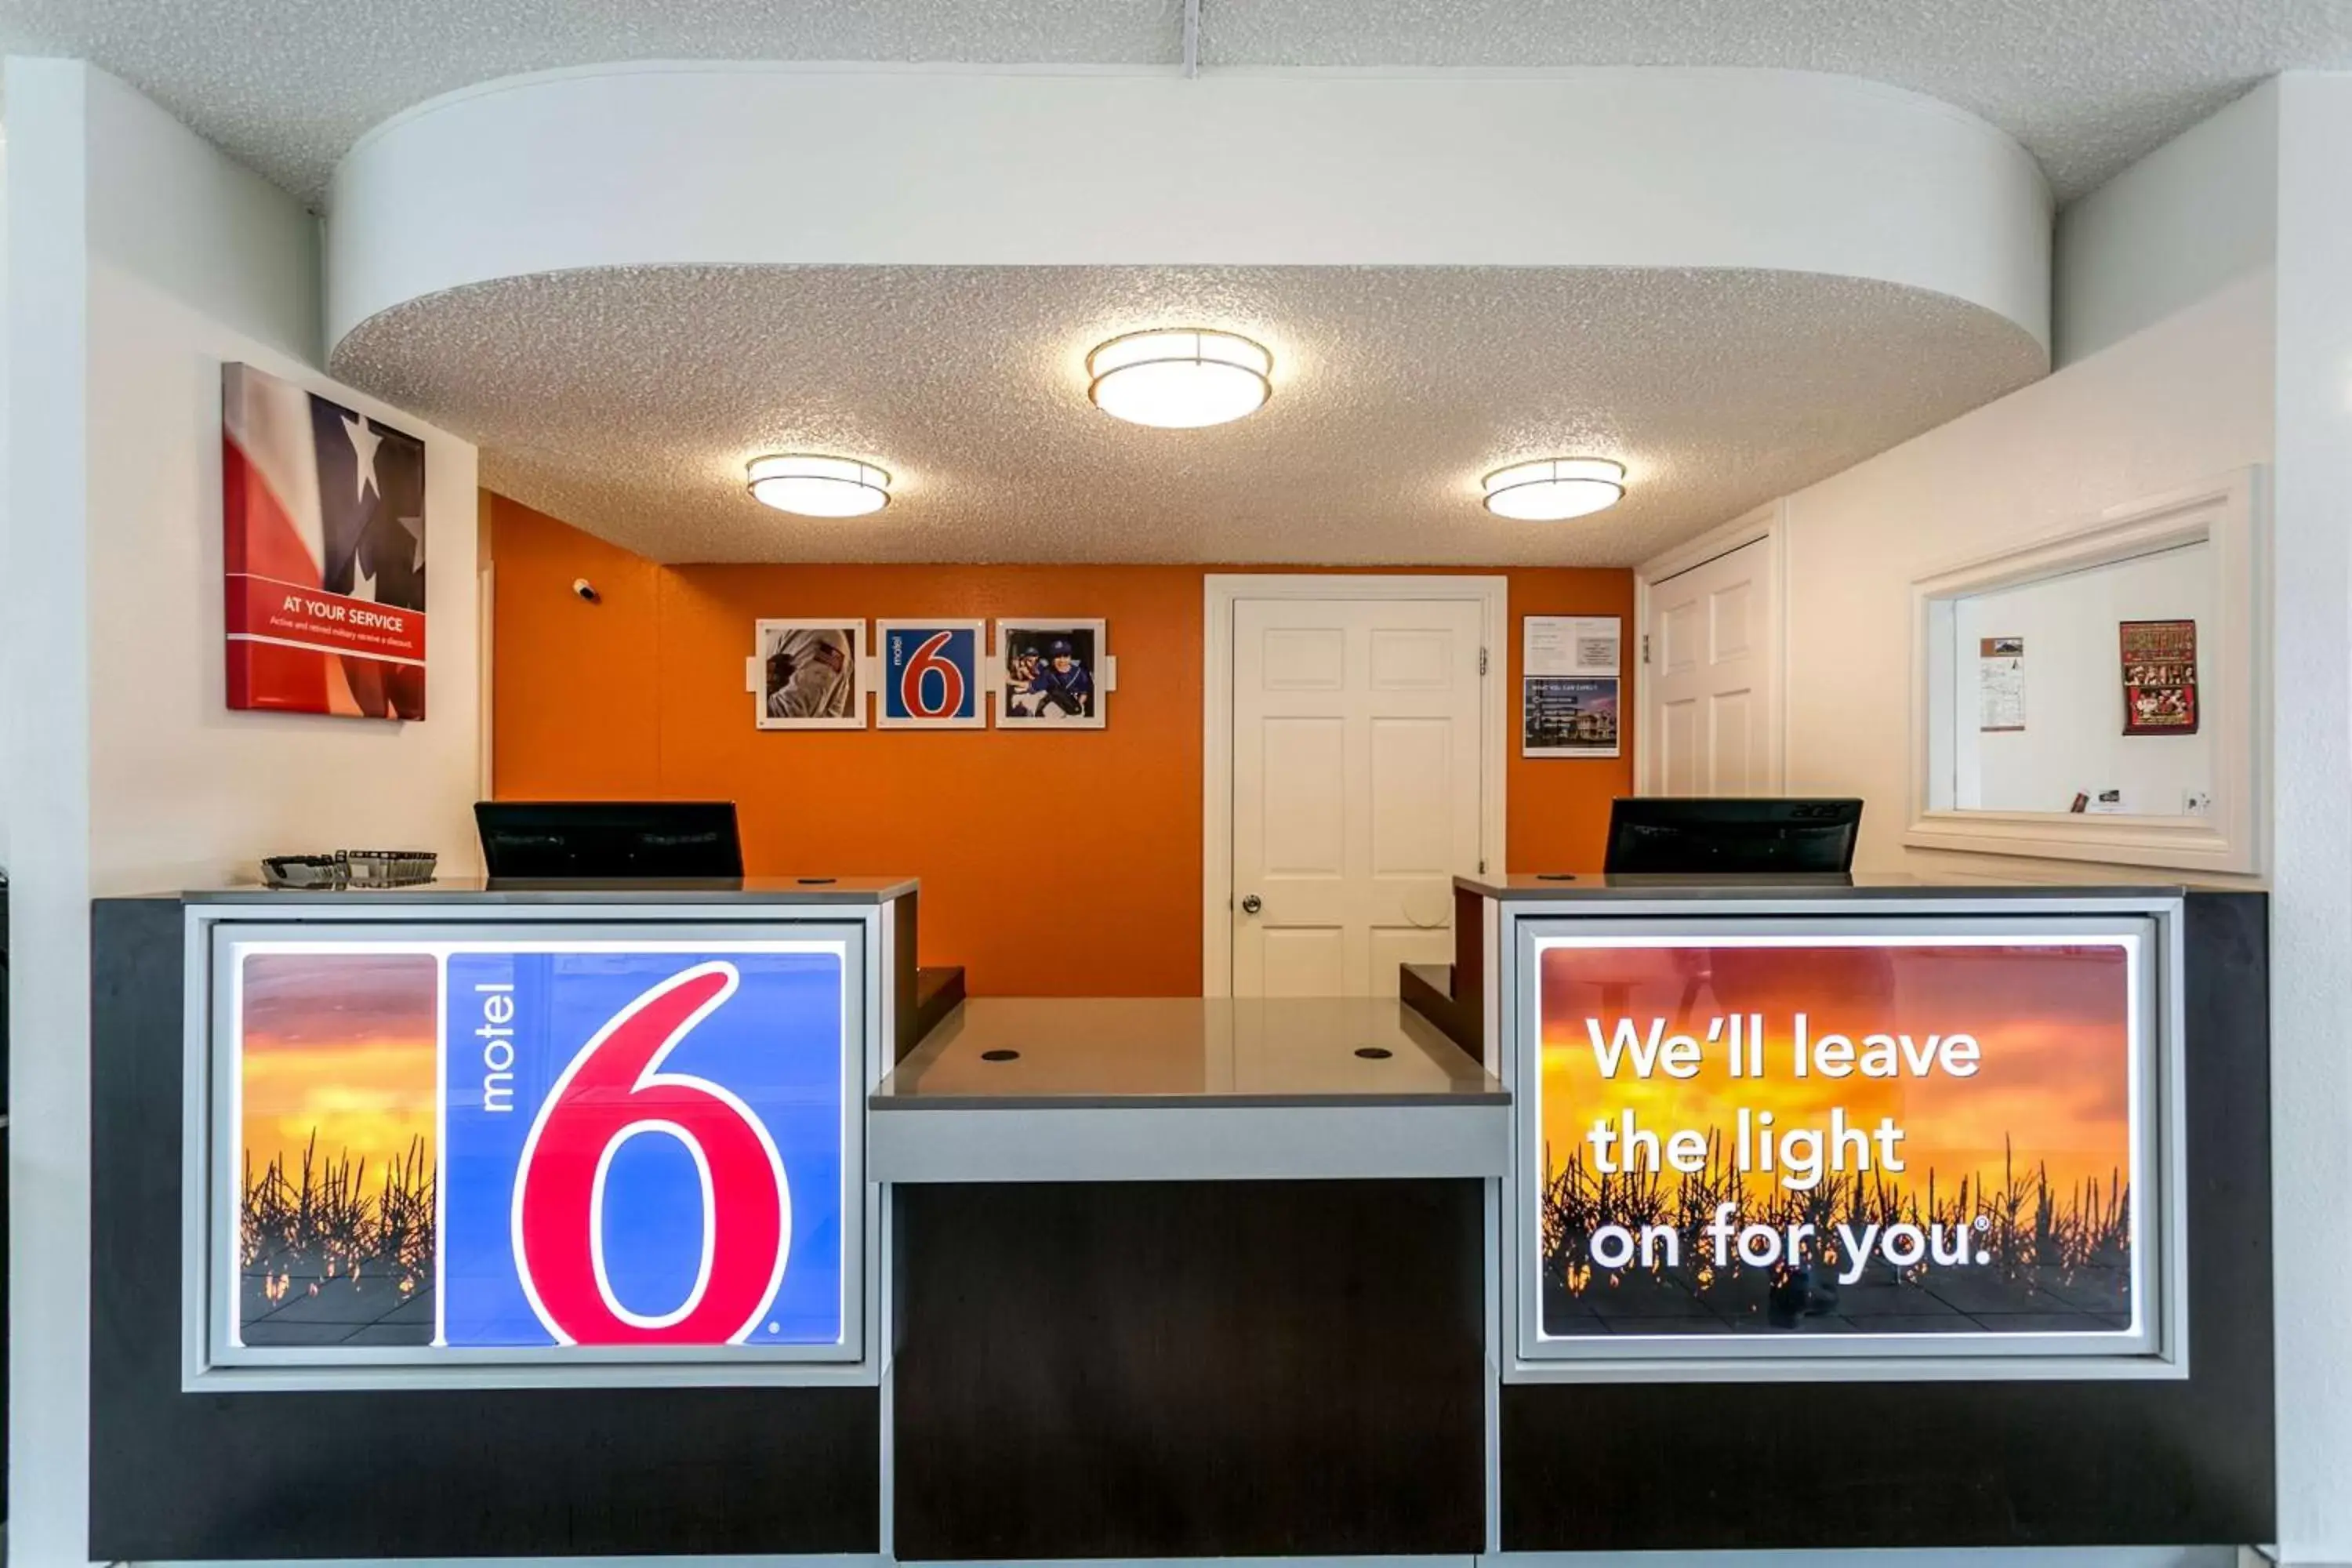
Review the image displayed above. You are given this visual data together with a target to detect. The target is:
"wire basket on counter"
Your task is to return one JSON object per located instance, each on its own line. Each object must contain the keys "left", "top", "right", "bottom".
{"left": 260, "top": 849, "right": 438, "bottom": 890}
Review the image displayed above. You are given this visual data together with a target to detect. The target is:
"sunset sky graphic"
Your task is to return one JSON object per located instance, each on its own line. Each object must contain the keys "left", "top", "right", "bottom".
{"left": 239, "top": 950, "right": 439, "bottom": 1184}
{"left": 1539, "top": 940, "right": 2133, "bottom": 1203}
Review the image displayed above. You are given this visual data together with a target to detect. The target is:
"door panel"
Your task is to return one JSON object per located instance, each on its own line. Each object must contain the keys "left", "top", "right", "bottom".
{"left": 1261, "top": 718, "right": 1347, "bottom": 874}
{"left": 1661, "top": 600, "right": 1701, "bottom": 675}
{"left": 1370, "top": 718, "right": 1454, "bottom": 873}
{"left": 1709, "top": 689, "right": 1755, "bottom": 793}
{"left": 1645, "top": 538, "right": 1777, "bottom": 797}
{"left": 1261, "top": 627, "right": 1347, "bottom": 688}
{"left": 1261, "top": 927, "right": 1347, "bottom": 997}
{"left": 1232, "top": 596, "right": 1486, "bottom": 998}
{"left": 1661, "top": 699, "right": 1700, "bottom": 795}
{"left": 1711, "top": 579, "right": 1753, "bottom": 660}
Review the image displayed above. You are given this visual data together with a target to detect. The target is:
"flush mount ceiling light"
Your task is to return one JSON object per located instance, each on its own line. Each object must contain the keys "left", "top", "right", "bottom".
{"left": 1087, "top": 328, "right": 1273, "bottom": 429}
{"left": 1482, "top": 457, "right": 1627, "bottom": 521}
{"left": 746, "top": 454, "right": 891, "bottom": 517}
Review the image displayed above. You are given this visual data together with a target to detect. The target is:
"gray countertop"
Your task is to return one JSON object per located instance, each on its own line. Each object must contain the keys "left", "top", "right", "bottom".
{"left": 173, "top": 875, "right": 920, "bottom": 904}
{"left": 1454, "top": 872, "right": 2194, "bottom": 901}
{"left": 873, "top": 996, "right": 1505, "bottom": 1109}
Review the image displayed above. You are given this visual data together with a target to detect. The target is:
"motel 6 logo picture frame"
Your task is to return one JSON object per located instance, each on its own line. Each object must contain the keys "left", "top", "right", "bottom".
{"left": 876, "top": 619, "right": 986, "bottom": 729}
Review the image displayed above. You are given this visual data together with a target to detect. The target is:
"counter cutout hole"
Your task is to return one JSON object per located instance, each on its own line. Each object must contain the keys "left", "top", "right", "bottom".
{"left": 1355, "top": 1047, "right": 1394, "bottom": 1060}
{"left": 981, "top": 1048, "right": 1021, "bottom": 1062}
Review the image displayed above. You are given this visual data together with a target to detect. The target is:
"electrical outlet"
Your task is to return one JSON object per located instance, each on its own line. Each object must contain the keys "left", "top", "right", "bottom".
{"left": 2183, "top": 789, "right": 2213, "bottom": 818}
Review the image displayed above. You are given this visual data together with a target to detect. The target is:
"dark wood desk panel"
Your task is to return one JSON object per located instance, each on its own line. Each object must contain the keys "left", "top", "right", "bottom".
{"left": 1498, "top": 890, "right": 2274, "bottom": 1550}
{"left": 89, "top": 897, "right": 881, "bottom": 1562}
{"left": 892, "top": 1178, "right": 1487, "bottom": 1559}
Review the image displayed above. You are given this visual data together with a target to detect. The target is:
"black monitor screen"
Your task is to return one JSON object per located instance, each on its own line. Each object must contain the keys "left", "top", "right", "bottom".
{"left": 1602, "top": 797, "right": 1863, "bottom": 876}
{"left": 475, "top": 801, "right": 744, "bottom": 880}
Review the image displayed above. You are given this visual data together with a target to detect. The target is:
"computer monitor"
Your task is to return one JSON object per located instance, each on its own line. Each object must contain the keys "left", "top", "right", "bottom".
{"left": 474, "top": 800, "right": 745, "bottom": 880}
{"left": 1602, "top": 797, "right": 1864, "bottom": 876}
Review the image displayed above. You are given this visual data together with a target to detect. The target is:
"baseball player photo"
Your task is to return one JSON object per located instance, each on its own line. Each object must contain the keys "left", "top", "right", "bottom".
{"left": 753, "top": 619, "right": 866, "bottom": 728}
{"left": 994, "top": 619, "right": 1109, "bottom": 728}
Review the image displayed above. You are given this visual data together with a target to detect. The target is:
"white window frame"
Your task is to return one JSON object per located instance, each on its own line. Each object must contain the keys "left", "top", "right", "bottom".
{"left": 1903, "top": 468, "right": 2266, "bottom": 875}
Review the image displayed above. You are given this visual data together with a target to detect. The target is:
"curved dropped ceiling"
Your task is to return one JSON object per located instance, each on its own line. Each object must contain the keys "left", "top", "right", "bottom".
{"left": 324, "top": 65, "right": 2052, "bottom": 565}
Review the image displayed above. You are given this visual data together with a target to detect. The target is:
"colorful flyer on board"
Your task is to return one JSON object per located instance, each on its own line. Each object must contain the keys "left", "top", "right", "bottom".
{"left": 2120, "top": 619, "right": 2198, "bottom": 735}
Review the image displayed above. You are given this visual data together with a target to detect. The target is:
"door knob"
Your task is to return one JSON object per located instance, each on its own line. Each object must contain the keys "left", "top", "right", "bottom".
{"left": 1240, "top": 894, "right": 1263, "bottom": 915}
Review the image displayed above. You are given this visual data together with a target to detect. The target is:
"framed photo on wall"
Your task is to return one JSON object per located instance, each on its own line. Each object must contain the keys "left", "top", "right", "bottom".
{"left": 876, "top": 619, "right": 987, "bottom": 729}
{"left": 223, "top": 362, "right": 429, "bottom": 720}
{"left": 993, "top": 619, "right": 1111, "bottom": 729}
{"left": 752, "top": 619, "right": 866, "bottom": 729}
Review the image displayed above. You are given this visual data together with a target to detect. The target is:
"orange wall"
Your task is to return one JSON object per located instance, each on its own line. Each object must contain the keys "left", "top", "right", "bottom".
{"left": 488, "top": 493, "right": 1634, "bottom": 995}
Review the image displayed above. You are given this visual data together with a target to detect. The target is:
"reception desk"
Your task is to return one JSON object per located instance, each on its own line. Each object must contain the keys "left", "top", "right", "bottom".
{"left": 88, "top": 873, "right": 2273, "bottom": 1560}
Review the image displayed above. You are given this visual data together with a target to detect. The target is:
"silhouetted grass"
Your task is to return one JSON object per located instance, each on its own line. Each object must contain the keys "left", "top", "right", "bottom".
{"left": 241, "top": 1131, "right": 434, "bottom": 1309}
{"left": 1542, "top": 1131, "right": 2129, "bottom": 1305}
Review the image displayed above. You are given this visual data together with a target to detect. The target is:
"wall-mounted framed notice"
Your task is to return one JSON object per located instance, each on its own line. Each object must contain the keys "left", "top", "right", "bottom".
{"left": 992, "top": 619, "right": 1113, "bottom": 729}
{"left": 223, "top": 363, "right": 428, "bottom": 720}
{"left": 752, "top": 619, "right": 866, "bottom": 729}
{"left": 1504, "top": 902, "right": 2182, "bottom": 1383}
{"left": 1523, "top": 614, "right": 1621, "bottom": 757}
{"left": 877, "top": 619, "right": 986, "bottom": 729}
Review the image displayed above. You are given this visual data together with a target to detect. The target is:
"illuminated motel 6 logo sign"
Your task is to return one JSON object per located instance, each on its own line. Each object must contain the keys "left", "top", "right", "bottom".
{"left": 507, "top": 964, "right": 789, "bottom": 1345}
{"left": 444, "top": 949, "right": 845, "bottom": 1350}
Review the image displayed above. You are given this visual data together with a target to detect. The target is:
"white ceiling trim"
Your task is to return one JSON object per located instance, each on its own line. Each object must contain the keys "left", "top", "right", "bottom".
{"left": 325, "top": 64, "right": 2051, "bottom": 354}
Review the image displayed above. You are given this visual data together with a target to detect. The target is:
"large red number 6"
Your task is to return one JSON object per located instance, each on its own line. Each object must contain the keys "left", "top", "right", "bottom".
{"left": 512, "top": 962, "right": 790, "bottom": 1345}
{"left": 900, "top": 630, "right": 966, "bottom": 718}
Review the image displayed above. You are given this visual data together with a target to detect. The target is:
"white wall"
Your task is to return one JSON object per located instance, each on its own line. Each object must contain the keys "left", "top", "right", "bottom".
{"left": 1784, "top": 73, "right": 2352, "bottom": 1563}
{"left": 81, "top": 82, "right": 481, "bottom": 894}
{"left": 2265, "top": 70, "right": 2352, "bottom": 1568}
{"left": 1780, "top": 266, "right": 2274, "bottom": 878}
{"left": 1947, "top": 543, "right": 2214, "bottom": 815}
{"left": 4, "top": 58, "right": 482, "bottom": 1565}
{"left": 2053, "top": 82, "right": 2278, "bottom": 367}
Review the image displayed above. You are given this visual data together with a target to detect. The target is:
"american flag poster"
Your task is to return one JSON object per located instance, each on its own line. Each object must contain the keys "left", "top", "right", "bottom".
{"left": 223, "top": 363, "right": 428, "bottom": 720}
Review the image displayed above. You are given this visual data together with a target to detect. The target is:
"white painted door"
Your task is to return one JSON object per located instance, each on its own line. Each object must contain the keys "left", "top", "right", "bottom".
{"left": 1645, "top": 537, "right": 1778, "bottom": 795}
{"left": 1230, "top": 597, "right": 1486, "bottom": 997}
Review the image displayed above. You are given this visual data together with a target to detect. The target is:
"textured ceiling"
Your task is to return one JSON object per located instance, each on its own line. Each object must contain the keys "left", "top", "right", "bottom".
{"left": 3, "top": 0, "right": 2348, "bottom": 202}
{"left": 328, "top": 265, "right": 2046, "bottom": 567}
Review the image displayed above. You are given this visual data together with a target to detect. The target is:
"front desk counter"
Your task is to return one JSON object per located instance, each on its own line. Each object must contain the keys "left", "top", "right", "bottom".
{"left": 873, "top": 996, "right": 1506, "bottom": 1559}
{"left": 90, "top": 878, "right": 935, "bottom": 1563}
{"left": 1419, "top": 873, "right": 2275, "bottom": 1555}
{"left": 89, "top": 873, "right": 2274, "bottom": 1562}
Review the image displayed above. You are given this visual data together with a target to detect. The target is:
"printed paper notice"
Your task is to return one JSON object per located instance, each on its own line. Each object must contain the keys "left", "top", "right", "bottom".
{"left": 1978, "top": 635, "right": 2025, "bottom": 732}
{"left": 1524, "top": 616, "right": 1621, "bottom": 758}
{"left": 1526, "top": 615, "right": 1621, "bottom": 678}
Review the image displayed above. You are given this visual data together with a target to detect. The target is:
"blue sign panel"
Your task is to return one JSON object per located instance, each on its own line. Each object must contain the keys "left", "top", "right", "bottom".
{"left": 441, "top": 946, "right": 846, "bottom": 1348}
{"left": 880, "top": 624, "right": 982, "bottom": 724}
